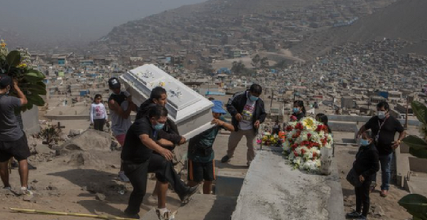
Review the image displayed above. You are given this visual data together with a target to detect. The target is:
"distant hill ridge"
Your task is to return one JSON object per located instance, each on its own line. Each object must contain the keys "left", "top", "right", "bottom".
{"left": 292, "top": 0, "right": 427, "bottom": 59}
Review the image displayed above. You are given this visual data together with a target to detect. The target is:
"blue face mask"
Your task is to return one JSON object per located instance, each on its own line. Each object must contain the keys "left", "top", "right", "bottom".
{"left": 360, "top": 139, "right": 370, "bottom": 146}
{"left": 293, "top": 108, "right": 300, "bottom": 113}
{"left": 249, "top": 95, "right": 258, "bottom": 102}
{"left": 154, "top": 123, "right": 165, "bottom": 131}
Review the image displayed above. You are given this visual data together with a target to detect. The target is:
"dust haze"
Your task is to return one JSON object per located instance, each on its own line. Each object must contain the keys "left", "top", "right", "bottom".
{"left": 0, "top": 0, "right": 206, "bottom": 46}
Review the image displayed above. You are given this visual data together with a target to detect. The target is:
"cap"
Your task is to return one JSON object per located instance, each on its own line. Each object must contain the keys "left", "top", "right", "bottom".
{"left": 108, "top": 77, "right": 121, "bottom": 89}
{"left": 211, "top": 100, "right": 226, "bottom": 114}
{"left": 0, "top": 74, "right": 12, "bottom": 89}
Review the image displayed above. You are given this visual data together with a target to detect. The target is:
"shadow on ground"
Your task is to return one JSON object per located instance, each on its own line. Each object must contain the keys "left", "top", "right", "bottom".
{"left": 48, "top": 169, "right": 129, "bottom": 217}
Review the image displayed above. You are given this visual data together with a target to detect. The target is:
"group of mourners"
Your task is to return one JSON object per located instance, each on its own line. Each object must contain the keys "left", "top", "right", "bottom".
{"left": 346, "top": 101, "right": 405, "bottom": 220}
{"left": 0, "top": 72, "right": 407, "bottom": 220}
{"left": 106, "top": 77, "right": 267, "bottom": 219}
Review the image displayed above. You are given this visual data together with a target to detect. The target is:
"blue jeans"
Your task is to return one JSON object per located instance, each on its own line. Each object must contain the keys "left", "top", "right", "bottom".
{"left": 372, "top": 153, "right": 393, "bottom": 190}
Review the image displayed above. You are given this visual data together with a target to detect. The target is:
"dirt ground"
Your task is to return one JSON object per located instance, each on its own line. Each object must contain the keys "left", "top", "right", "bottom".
{"left": 335, "top": 144, "right": 412, "bottom": 220}
{"left": 0, "top": 124, "right": 414, "bottom": 220}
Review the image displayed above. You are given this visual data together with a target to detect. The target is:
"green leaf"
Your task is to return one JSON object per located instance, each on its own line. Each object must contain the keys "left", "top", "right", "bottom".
{"left": 411, "top": 101, "right": 427, "bottom": 125}
{"left": 28, "top": 69, "right": 45, "bottom": 79}
{"left": 398, "top": 194, "right": 427, "bottom": 220}
{"left": 27, "top": 94, "right": 44, "bottom": 106}
{"left": 6, "top": 51, "right": 21, "bottom": 67}
{"left": 402, "top": 135, "right": 427, "bottom": 159}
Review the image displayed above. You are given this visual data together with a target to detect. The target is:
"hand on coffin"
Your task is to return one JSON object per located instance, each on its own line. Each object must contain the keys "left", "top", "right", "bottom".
{"left": 211, "top": 119, "right": 224, "bottom": 126}
{"left": 179, "top": 137, "right": 186, "bottom": 145}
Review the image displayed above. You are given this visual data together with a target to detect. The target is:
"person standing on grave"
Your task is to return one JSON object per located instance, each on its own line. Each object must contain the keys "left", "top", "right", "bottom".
{"left": 0, "top": 75, "right": 33, "bottom": 201}
{"left": 90, "top": 94, "right": 108, "bottom": 131}
{"left": 346, "top": 131, "right": 379, "bottom": 220}
{"left": 108, "top": 77, "right": 138, "bottom": 182}
{"left": 357, "top": 101, "right": 406, "bottom": 197}
{"left": 221, "top": 84, "right": 266, "bottom": 166}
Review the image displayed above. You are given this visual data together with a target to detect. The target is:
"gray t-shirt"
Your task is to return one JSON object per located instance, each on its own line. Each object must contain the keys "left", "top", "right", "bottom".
{"left": 0, "top": 95, "right": 23, "bottom": 141}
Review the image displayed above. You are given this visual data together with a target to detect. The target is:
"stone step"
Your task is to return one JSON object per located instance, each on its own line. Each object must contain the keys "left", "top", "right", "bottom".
{"left": 141, "top": 194, "right": 237, "bottom": 220}
{"left": 175, "top": 194, "right": 237, "bottom": 220}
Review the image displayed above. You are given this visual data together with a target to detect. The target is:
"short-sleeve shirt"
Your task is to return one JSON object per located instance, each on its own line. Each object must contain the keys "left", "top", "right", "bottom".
{"left": 188, "top": 116, "right": 226, "bottom": 163}
{"left": 109, "top": 91, "right": 132, "bottom": 136}
{"left": 364, "top": 115, "right": 404, "bottom": 155}
{"left": 121, "top": 116, "right": 156, "bottom": 163}
{"left": 0, "top": 95, "right": 23, "bottom": 141}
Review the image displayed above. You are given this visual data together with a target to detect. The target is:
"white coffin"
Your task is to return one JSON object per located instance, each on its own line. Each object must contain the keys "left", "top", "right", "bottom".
{"left": 120, "top": 64, "right": 214, "bottom": 139}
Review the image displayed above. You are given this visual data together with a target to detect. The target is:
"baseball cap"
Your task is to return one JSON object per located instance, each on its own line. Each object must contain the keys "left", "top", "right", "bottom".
{"left": 108, "top": 77, "right": 121, "bottom": 89}
{"left": 211, "top": 100, "right": 226, "bottom": 114}
{"left": 0, "top": 74, "right": 12, "bottom": 89}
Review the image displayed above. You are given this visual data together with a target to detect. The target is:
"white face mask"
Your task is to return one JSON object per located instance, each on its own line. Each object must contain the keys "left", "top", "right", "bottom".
{"left": 377, "top": 111, "right": 386, "bottom": 119}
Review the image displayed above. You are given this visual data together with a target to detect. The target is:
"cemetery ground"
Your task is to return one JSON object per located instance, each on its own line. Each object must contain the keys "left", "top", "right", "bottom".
{"left": 0, "top": 127, "right": 413, "bottom": 220}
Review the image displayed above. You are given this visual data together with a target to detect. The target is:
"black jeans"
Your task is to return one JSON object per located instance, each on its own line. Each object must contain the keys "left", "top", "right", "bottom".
{"left": 355, "top": 177, "right": 371, "bottom": 217}
{"left": 122, "top": 159, "right": 150, "bottom": 215}
{"left": 93, "top": 119, "right": 105, "bottom": 131}
{"left": 123, "top": 153, "right": 188, "bottom": 215}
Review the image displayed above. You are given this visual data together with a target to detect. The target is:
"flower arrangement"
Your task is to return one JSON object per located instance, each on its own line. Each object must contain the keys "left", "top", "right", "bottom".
{"left": 282, "top": 117, "right": 333, "bottom": 171}
{"left": 257, "top": 132, "right": 281, "bottom": 146}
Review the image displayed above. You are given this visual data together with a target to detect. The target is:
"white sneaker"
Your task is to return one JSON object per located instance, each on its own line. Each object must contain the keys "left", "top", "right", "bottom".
{"left": 118, "top": 171, "right": 130, "bottom": 182}
{"left": 21, "top": 187, "right": 34, "bottom": 201}
{"left": 156, "top": 208, "right": 177, "bottom": 220}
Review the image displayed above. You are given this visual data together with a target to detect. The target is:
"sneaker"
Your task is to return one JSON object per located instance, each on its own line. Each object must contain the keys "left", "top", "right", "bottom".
{"left": 20, "top": 187, "right": 34, "bottom": 201}
{"left": 221, "top": 155, "right": 231, "bottom": 163}
{"left": 345, "top": 211, "right": 361, "bottom": 219}
{"left": 380, "top": 190, "right": 388, "bottom": 197}
{"left": 2, "top": 186, "right": 11, "bottom": 191}
{"left": 156, "top": 208, "right": 177, "bottom": 220}
{"left": 118, "top": 171, "right": 130, "bottom": 182}
{"left": 178, "top": 185, "right": 199, "bottom": 204}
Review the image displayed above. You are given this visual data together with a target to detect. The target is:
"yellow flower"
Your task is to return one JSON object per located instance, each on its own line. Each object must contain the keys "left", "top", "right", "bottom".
{"left": 302, "top": 117, "right": 316, "bottom": 130}
{"left": 0, "top": 39, "right": 6, "bottom": 48}
{"left": 17, "top": 63, "right": 27, "bottom": 68}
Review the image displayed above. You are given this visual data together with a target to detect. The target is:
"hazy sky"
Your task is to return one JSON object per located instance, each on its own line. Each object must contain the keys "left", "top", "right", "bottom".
{"left": 0, "top": 0, "right": 206, "bottom": 43}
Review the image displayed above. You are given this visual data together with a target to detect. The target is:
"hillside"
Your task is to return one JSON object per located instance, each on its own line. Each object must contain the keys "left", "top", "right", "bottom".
{"left": 292, "top": 0, "right": 427, "bottom": 59}
{"left": 90, "top": 0, "right": 395, "bottom": 68}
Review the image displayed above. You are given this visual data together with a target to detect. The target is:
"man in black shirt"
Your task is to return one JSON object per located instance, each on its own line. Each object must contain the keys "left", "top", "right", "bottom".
{"left": 357, "top": 101, "right": 406, "bottom": 197}
{"left": 121, "top": 105, "right": 197, "bottom": 219}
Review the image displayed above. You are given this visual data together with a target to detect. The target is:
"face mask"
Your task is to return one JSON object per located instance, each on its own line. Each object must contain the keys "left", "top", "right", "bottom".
{"left": 154, "top": 123, "right": 165, "bottom": 131}
{"left": 360, "top": 139, "right": 370, "bottom": 146}
{"left": 249, "top": 95, "right": 258, "bottom": 102}
{"left": 293, "top": 108, "right": 299, "bottom": 113}
{"left": 377, "top": 111, "right": 386, "bottom": 119}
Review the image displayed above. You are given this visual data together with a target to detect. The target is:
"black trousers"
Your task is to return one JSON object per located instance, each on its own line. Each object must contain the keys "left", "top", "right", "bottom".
{"left": 123, "top": 153, "right": 188, "bottom": 215}
{"left": 93, "top": 119, "right": 105, "bottom": 131}
{"left": 355, "top": 178, "right": 371, "bottom": 217}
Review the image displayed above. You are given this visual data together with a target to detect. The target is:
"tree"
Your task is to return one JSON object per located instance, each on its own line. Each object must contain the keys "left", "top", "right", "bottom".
{"left": 251, "top": 54, "right": 260, "bottom": 68}
{"left": 231, "top": 61, "right": 246, "bottom": 74}
{"left": 260, "top": 57, "right": 269, "bottom": 68}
